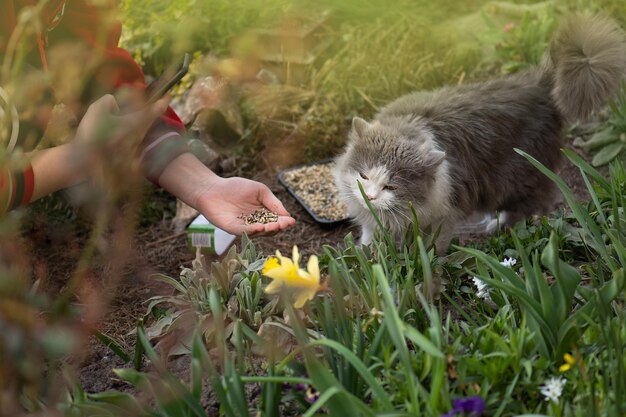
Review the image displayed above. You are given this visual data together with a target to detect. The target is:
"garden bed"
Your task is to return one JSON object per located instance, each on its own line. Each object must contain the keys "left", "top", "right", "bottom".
{"left": 19, "top": 146, "right": 589, "bottom": 400}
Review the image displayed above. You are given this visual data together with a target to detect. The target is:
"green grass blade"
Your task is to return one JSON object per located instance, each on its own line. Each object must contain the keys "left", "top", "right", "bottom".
{"left": 516, "top": 148, "right": 615, "bottom": 269}
{"left": 86, "top": 391, "right": 145, "bottom": 415}
{"left": 133, "top": 318, "right": 145, "bottom": 370}
{"left": 403, "top": 326, "right": 444, "bottom": 359}
{"left": 224, "top": 360, "right": 251, "bottom": 417}
{"left": 262, "top": 362, "right": 280, "bottom": 417}
{"left": 418, "top": 236, "right": 435, "bottom": 301}
{"left": 440, "top": 291, "right": 481, "bottom": 327}
{"left": 241, "top": 376, "right": 312, "bottom": 385}
{"left": 307, "top": 338, "right": 394, "bottom": 410}
{"left": 581, "top": 170, "right": 607, "bottom": 225}
{"left": 137, "top": 328, "right": 209, "bottom": 417}
{"left": 558, "top": 269, "right": 625, "bottom": 350}
{"left": 592, "top": 142, "right": 624, "bottom": 166}
{"left": 373, "top": 264, "right": 421, "bottom": 413}
{"left": 357, "top": 180, "right": 397, "bottom": 257}
{"left": 94, "top": 331, "right": 131, "bottom": 363}
{"left": 192, "top": 334, "right": 238, "bottom": 417}
{"left": 494, "top": 372, "right": 520, "bottom": 417}
{"left": 531, "top": 253, "right": 555, "bottom": 331}
{"left": 191, "top": 357, "right": 202, "bottom": 401}
{"left": 152, "top": 273, "right": 189, "bottom": 294}
{"left": 540, "top": 232, "right": 581, "bottom": 327}
{"left": 285, "top": 303, "right": 361, "bottom": 417}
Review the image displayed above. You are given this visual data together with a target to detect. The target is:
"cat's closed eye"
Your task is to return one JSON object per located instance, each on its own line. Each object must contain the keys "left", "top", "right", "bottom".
{"left": 384, "top": 185, "right": 397, "bottom": 191}
{"left": 359, "top": 172, "right": 369, "bottom": 180}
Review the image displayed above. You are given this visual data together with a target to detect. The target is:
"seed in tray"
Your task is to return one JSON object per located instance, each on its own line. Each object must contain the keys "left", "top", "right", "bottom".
{"left": 239, "top": 209, "right": 279, "bottom": 224}
{"left": 282, "top": 162, "right": 348, "bottom": 221}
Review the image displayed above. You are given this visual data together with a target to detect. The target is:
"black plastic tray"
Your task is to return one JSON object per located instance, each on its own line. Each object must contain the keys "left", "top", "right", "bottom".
{"left": 277, "top": 160, "right": 349, "bottom": 226}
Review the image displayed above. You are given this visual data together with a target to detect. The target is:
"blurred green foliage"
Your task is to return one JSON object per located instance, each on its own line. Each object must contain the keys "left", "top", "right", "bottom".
{"left": 119, "top": 0, "right": 625, "bottom": 164}
{"left": 118, "top": 0, "right": 556, "bottom": 162}
{"left": 120, "top": 0, "right": 290, "bottom": 72}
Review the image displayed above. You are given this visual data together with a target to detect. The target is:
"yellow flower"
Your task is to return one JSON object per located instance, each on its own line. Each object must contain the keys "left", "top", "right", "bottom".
{"left": 559, "top": 353, "right": 576, "bottom": 372}
{"left": 262, "top": 246, "right": 321, "bottom": 308}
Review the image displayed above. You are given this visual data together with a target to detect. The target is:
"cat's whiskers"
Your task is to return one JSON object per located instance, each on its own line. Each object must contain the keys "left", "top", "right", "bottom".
{"left": 378, "top": 201, "right": 411, "bottom": 234}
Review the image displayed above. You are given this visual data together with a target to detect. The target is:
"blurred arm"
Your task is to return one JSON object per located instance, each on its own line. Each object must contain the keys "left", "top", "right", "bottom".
{"left": 29, "top": 143, "right": 86, "bottom": 201}
{"left": 0, "top": 143, "right": 86, "bottom": 216}
{"left": 0, "top": 94, "right": 170, "bottom": 214}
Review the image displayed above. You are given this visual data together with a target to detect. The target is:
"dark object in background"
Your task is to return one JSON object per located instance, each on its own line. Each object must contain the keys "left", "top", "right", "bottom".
{"left": 278, "top": 160, "right": 348, "bottom": 226}
{"left": 145, "top": 53, "right": 190, "bottom": 103}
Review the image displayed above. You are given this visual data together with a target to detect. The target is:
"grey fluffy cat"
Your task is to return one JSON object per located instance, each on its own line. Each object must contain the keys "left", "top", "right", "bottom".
{"left": 334, "top": 13, "right": 626, "bottom": 252}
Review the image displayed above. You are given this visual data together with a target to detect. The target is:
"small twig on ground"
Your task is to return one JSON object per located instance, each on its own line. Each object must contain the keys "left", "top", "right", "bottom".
{"left": 146, "top": 231, "right": 187, "bottom": 248}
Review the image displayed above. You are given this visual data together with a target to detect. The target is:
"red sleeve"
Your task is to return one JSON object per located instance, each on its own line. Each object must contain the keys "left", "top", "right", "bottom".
{"left": 101, "top": 46, "right": 186, "bottom": 131}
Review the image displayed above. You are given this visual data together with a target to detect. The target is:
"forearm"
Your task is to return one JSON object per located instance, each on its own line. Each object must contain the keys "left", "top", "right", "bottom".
{"left": 156, "top": 152, "right": 296, "bottom": 236}
{"left": 30, "top": 144, "right": 87, "bottom": 202}
{"left": 157, "top": 152, "right": 220, "bottom": 209}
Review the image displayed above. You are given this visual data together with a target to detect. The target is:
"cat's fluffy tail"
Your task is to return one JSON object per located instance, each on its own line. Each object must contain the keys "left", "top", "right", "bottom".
{"left": 545, "top": 13, "right": 626, "bottom": 121}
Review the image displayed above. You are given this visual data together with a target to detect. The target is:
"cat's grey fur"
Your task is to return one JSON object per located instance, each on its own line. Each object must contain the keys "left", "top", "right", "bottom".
{"left": 334, "top": 13, "right": 626, "bottom": 252}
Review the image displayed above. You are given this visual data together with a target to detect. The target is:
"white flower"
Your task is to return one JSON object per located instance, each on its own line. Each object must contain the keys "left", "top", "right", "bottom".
{"left": 540, "top": 377, "right": 566, "bottom": 403}
{"left": 472, "top": 276, "right": 491, "bottom": 300}
{"left": 500, "top": 257, "right": 517, "bottom": 267}
{"left": 471, "top": 255, "right": 516, "bottom": 302}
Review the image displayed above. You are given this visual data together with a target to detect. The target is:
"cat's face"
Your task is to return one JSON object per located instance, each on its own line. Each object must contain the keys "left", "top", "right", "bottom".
{"left": 335, "top": 117, "right": 446, "bottom": 214}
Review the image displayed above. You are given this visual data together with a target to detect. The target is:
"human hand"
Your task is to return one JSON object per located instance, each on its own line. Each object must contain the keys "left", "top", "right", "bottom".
{"left": 195, "top": 176, "right": 296, "bottom": 236}
{"left": 73, "top": 93, "right": 169, "bottom": 150}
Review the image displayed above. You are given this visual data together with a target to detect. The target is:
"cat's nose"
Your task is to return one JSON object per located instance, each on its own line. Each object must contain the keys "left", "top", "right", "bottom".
{"left": 367, "top": 194, "right": 376, "bottom": 201}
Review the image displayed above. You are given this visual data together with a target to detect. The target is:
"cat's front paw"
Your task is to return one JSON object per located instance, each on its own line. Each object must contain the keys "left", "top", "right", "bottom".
{"left": 485, "top": 218, "right": 500, "bottom": 234}
{"left": 359, "top": 225, "right": 375, "bottom": 245}
{"left": 485, "top": 211, "right": 524, "bottom": 234}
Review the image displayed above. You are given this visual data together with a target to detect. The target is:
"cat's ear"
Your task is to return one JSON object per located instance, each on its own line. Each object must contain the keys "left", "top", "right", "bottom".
{"left": 352, "top": 117, "right": 370, "bottom": 138}
{"left": 424, "top": 150, "right": 446, "bottom": 167}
